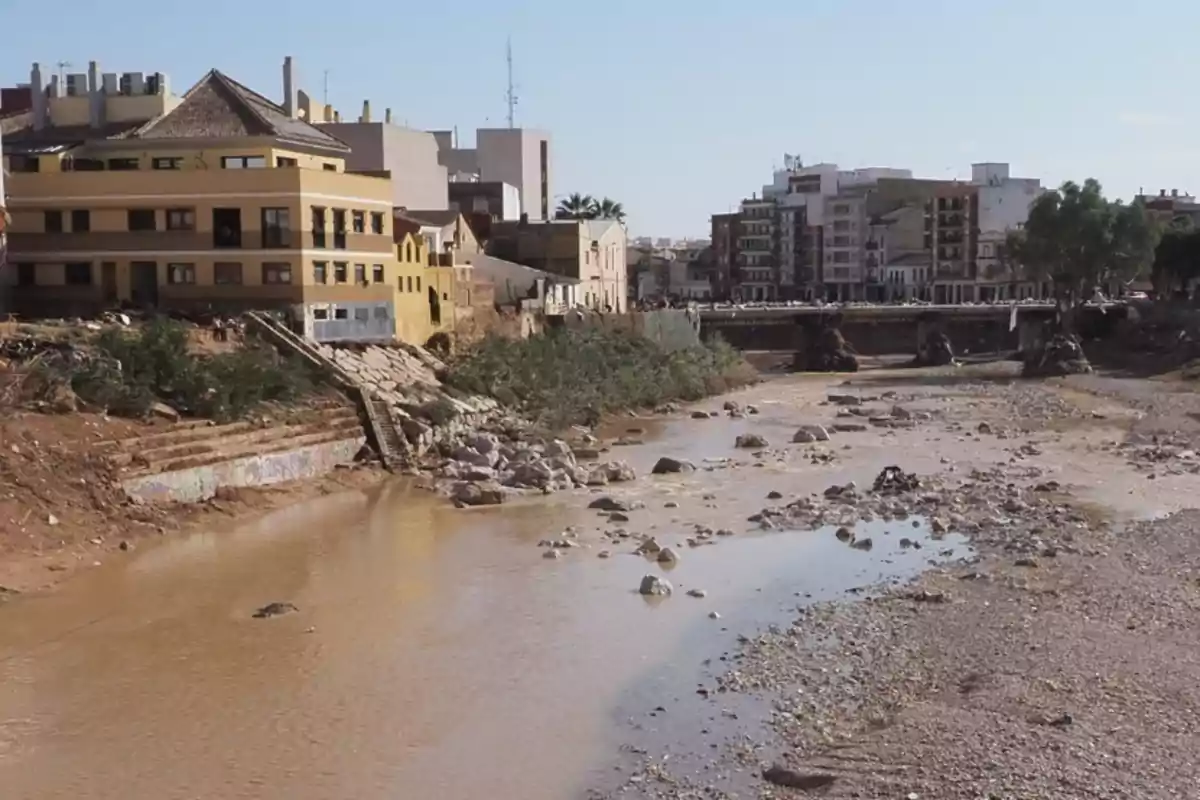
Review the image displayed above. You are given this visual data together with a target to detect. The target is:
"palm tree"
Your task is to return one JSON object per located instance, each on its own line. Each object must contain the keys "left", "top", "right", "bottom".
{"left": 555, "top": 193, "right": 596, "bottom": 220}
{"left": 591, "top": 197, "right": 626, "bottom": 224}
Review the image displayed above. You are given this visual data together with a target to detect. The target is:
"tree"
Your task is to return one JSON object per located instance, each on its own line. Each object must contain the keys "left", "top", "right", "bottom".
{"left": 1004, "top": 179, "right": 1159, "bottom": 318}
{"left": 591, "top": 197, "right": 626, "bottom": 223}
{"left": 555, "top": 193, "right": 596, "bottom": 220}
{"left": 1152, "top": 216, "right": 1200, "bottom": 297}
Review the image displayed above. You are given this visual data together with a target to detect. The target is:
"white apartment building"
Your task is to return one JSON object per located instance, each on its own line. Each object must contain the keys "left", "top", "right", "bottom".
{"left": 971, "top": 162, "right": 1043, "bottom": 301}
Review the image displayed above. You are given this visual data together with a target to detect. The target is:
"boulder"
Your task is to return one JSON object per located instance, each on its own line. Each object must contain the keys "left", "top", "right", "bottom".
{"left": 638, "top": 575, "right": 673, "bottom": 596}
{"left": 253, "top": 601, "right": 298, "bottom": 619}
{"left": 651, "top": 456, "right": 696, "bottom": 474}
{"left": 722, "top": 400, "right": 741, "bottom": 412}
{"left": 589, "top": 496, "right": 632, "bottom": 512}
{"left": 656, "top": 546, "right": 680, "bottom": 564}
{"left": 600, "top": 461, "right": 637, "bottom": 482}
{"left": 797, "top": 327, "right": 859, "bottom": 373}
{"left": 452, "top": 481, "right": 505, "bottom": 507}
{"left": 735, "top": 433, "right": 769, "bottom": 449}
{"left": 690, "top": 411, "right": 711, "bottom": 420}
{"left": 792, "top": 424, "right": 830, "bottom": 443}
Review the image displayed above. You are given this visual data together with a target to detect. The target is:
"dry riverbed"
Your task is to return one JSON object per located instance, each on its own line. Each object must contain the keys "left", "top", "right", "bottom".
{"left": 584, "top": 362, "right": 1200, "bottom": 799}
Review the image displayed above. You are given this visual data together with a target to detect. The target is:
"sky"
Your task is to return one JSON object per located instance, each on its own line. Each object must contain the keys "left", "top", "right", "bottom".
{"left": 3, "top": 0, "right": 1198, "bottom": 238}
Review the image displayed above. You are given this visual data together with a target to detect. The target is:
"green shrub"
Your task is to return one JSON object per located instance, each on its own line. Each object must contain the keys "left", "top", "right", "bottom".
{"left": 45, "top": 318, "right": 318, "bottom": 422}
{"left": 443, "top": 328, "right": 756, "bottom": 429}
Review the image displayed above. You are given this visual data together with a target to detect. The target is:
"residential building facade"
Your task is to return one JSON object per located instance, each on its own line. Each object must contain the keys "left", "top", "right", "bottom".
{"left": 433, "top": 128, "right": 551, "bottom": 221}
{"left": 486, "top": 218, "right": 627, "bottom": 312}
{"left": 710, "top": 212, "right": 739, "bottom": 300}
{"left": 2, "top": 59, "right": 407, "bottom": 342}
{"left": 318, "top": 104, "right": 449, "bottom": 211}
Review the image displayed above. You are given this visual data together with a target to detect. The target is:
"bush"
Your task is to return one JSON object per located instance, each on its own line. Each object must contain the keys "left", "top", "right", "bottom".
{"left": 443, "top": 328, "right": 755, "bottom": 429}
{"left": 44, "top": 318, "right": 318, "bottom": 421}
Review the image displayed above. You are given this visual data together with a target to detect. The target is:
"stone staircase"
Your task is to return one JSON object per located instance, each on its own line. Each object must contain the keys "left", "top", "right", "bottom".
{"left": 99, "top": 401, "right": 364, "bottom": 480}
{"left": 244, "top": 311, "right": 404, "bottom": 471}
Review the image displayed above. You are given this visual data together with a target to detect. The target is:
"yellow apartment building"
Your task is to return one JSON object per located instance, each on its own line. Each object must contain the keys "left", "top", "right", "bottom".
{"left": 394, "top": 232, "right": 435, "bottom": 345}
{"left": 1, "top": 58, "right": 411, "bottom": 342}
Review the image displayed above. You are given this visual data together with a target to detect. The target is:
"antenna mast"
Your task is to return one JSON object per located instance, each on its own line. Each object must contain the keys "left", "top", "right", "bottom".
{"left": 56, "top": 61, "right": 73, "bottom": 87}
{"left": 323, "top": 70, "right": 329, "bottom": 106}
{"left": 505, "top": 37, "right": 518, "bottom": 128}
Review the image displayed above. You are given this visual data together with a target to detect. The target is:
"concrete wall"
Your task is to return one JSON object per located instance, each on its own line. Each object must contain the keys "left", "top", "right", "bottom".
{"left": 122, "top": 436, "right": 364, "bottom": 504}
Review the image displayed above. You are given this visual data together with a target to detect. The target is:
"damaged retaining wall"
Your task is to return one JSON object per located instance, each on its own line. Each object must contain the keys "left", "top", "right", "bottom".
{"left": 122, "top": 437, "right": 365, "bottom": 504}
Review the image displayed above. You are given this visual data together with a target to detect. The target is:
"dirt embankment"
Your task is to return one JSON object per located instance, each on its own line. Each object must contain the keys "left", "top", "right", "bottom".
{"left": 0, "top": 409, "right": 384, "bottom": 595}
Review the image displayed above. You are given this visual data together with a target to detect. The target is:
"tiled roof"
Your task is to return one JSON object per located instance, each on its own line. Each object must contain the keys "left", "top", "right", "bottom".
{"left": 1, "top": 117, "right": 148, "bottom": 152}
{"left": 131, "top": 70, "right": 348, "bottom": 151}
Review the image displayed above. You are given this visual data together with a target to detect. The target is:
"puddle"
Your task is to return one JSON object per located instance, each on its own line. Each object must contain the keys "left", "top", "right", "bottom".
{"left": 587, "top": 517, "right": 972, "bottom": 794}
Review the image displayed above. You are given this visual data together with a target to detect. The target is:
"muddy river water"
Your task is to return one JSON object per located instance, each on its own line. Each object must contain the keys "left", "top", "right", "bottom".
{"left": 0, "top": 372, "right": 1185, "bottom": 799}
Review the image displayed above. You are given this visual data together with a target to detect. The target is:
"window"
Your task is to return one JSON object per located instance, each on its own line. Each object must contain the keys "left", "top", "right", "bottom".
{"left": 12, "top": 156, "right": 39, "bottom": 173}
{"left": 370, "top": 212, "right": 385, "bottom": 235}
{"left": 833, "top": 251, "right": 850, "bottom": 263}
{"left": 214, "top": 262, "right": 243, "bottom": 285}
{"left": 152, "top": 157, "right": 183, "bottom": 170}
{"left": 354, "top": 307, "right": 370, "bottom": 322}
{"left": 372, "top": 264, "right": 384, "bottom": 283}
{"left": 833, "top": 221, "right": 850, "bottom": 232}
{"left": 373, "top": 306, "right": 389, "bottom": 320}
{"left": 16, "top": 263, "right": 36, "bottom": 286}
{"left": 128, "top": 209, "right": 157, "bottom": 231}
{"left": 44, "top": 210, "right": 63, "bottom": 233}
{"left": 71, "top": 158, "right": 104, "bottom": 171}
{"left": 833, "top": 204, "right": 851, "bottom": 215}
{"left": 70, "top": 209, "right": 90, "bottom": 233}
{"left": 313, "top": 261, "right": 328, "bottom": 284}
{"left": 352, "top": 210, "right": 365, "bottom": 233}
{"left": 323, "top": 164, "right": 337, "bottom": 172}
{"left": 312, "top": 207, "right": 327, "bottom": 248}
{"left": 261, "top": 208, "right": 291, "bottom": 248}
{"left": 166, "top": 263, "right": 196, "bottom": 285}
{"left": 334, "top": 262, "right": 348, "bottom": 283}
{"left": 332, "top": 209, "right": 347, "bottom": 249}
{"left": 64, "top": 262, "right": 92, "bottom": 286}
{"left": 166, "top": 208, "right": 195, "bottom": 231}
{"left": 313, "top": 308, "right": 329, "bottom": 320}
{"left": 354, "top": 264, "right": 366, "bottom": 284}
{"left": 262, "top": 263, "right": 293, "bottom": 285}
{"left": 334, "top": 307, "right": 349, "bottom": 320}
{"left": 108, "top": 158, "right": 139, "bottom": 171}
{"left": 276, "top": 156, "right": 297, "bottom": 167}
{"left": 416, "top": 276, "right": 421, "bottom": 292}
{"left": 221, "top": 155, "right": 267, "bottom": 169}
{"left": 833, "top": 236, "right": 850, "bottom": 247}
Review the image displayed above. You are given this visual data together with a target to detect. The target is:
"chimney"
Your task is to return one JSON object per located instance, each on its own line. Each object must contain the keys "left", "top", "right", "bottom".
{"left": 30, "top": 62, "right": 46, "bottom": 131}
{"left": 282, "top": 56, "right": 296, "bottom": 118}
{"left": 1172, "top": 188, "right": 1179, "bottom": 198}
{"left": 49, "top": 74, "right": 61, "bottom": 98}
{"left": 334, "top": 110, "right": 341, "bottom": 123}
{"left": 87, "top": 61, "right": 102, "bottom": 128}
{"left": 361, "top": 100, "right": 371, "bottom": 123}
{"left": 1161, "top": 189, "right": 1167, "bottom": 197}
{"left": 385, "top": 107, "right": 393, "bottom": 124}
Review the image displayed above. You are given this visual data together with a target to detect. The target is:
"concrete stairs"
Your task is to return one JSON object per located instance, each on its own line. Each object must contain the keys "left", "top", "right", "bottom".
{"left": 99, "top": 402, "right": 364, "bottom": 480}
{"left": 244, "top": 311, "right": 399, "bottom": 471}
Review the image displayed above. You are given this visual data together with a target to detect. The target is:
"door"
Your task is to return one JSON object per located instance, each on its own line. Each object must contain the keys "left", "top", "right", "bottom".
{"left": 130, "top": 261, "right": 159, "bottom": 308}
{"left": 101, "top": 262, "right": 118, "bottom": 305}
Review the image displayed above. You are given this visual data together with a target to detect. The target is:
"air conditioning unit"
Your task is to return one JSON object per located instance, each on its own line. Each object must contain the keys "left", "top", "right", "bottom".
{"left": 65, "top": 74, "right": 87, "bottom": 97}
{"left": 145, "top": 73, "right": 162, "bottom": 95}
{"left": 119, "top": 73, "right": 132, "bottom": 95}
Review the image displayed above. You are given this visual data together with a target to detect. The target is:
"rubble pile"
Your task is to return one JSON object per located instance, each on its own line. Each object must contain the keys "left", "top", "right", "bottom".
{"left": 913, "top": 330, "right": 956, "bottom": 367}
{"left": 1021, "top": 333, "right": 1092, "bottom": 377}
{"left": 796, "top": 327, "right": 859, "bottom": 373}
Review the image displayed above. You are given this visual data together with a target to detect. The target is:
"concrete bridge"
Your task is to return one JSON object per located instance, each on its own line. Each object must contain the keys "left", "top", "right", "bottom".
{"left": 698, "top": 303, "right": 1128, "bottom": 361}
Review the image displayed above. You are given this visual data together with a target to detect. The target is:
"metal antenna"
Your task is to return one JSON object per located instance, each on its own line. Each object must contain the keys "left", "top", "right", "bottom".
{"left": 56, "top": 61, "right": 73, "bottom": 86}
{"left": 505, "top": 37, "right": 518, "bottom": 128}
{"left": 323, "top": 70, "right": 329, "bottom": 106}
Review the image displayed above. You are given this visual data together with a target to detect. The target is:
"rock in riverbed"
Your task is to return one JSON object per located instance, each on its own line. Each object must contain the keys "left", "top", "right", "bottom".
{"left": 638, "top": 575, "right": 673, "bottom": 596}
{"left": 253, "top": 602, "right": 298, "bottom": 619}
{"left": 452, "top": 481, "right": 506, "bottom": 507}
{"left": 735, "top": 433, "right": 769, "bottom": 449}
{"left": 792, "top": 424, "right": 830, "bottom": 443}
{"left": 651, "top": 456, "right": 696, "bottom": 474}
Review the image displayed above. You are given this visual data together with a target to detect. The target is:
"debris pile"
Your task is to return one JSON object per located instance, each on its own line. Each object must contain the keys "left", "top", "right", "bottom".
{"left": 1022, "top": 333, "right": 1092, "bottom": 377}
{"left": 796, "top": 327, "right": 859, "bottom": 373}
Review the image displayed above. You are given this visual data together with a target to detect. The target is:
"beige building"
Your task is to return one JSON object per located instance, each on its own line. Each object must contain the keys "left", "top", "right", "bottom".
{"left": 433, "top": 128, "right": 551, "bottom": 221}
{"left": 487, "top": 218, "right": 627, "bottom": 312}
{"left": 1, "top": 58, "right": 415, "bottom": 341}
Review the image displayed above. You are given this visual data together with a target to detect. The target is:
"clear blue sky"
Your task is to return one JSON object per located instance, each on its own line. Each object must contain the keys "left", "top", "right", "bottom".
{"left": 3, "top": 0, "right": 1196, "bottom": 238}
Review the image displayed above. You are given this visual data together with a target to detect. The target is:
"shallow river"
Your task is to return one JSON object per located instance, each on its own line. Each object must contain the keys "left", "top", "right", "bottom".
{"left": 0, "top": 387, "right": 971, "bottom": 799}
